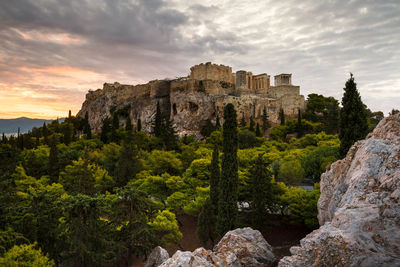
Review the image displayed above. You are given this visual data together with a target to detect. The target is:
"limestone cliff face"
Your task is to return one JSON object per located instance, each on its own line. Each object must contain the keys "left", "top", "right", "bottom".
{"left": 78, "top": 76, "right": 304, "bottom": 137}
{"left": 279, "top": 113, "right": 400, "bottom": 267}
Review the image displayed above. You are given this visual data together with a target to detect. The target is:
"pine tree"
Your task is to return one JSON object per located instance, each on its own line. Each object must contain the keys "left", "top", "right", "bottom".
{"left": 136, "top": 118, "right": 141, "bottom": 132}
{"left": 279, "top": 108, "right": 285, "bottom": 125}
{"left": 240, "top": 113, "right": 246, "bottom": 127}
{"left": 68, "top": 110, "right": 72, "bottom": 118}
{"left": 161, "top": 117, "right": 178, "bottom": 150}
{"left": 262, "top": 106, "right": 270, "bottom": 133}
{"left": 249, "top": 154, "right": 273, "bottom": 228}
{"left": 49, "top": 135, "right": 59, "bottom": 183}
{"left": 153, "top": 102, "right": 163, "bottom": 138}
{"left": 217, "top": 103, "right": 238, "bottom": 236}
{"left": 297, "top": 109, "right": 303, "bottom": 137}
{"left": 209, "top": 145, "right": 220, "bottom": 215}
{"left": 255, "top": 123, "right": 261, "bottom": 137}
{"left": 249, "top": 116, "right": 255, "bottom": 132}
{"left": 2, "top": 133, "right": 7, "bottom": 144}
{"left": 339, "top": 74, "right": 368, "bottom": 157}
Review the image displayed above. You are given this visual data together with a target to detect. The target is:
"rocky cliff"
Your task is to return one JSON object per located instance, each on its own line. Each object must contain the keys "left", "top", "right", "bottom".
{"left": 279, "top": 113, "right": 400, "bottom": 266}
{"left": 77, "top": 74, "right": 305, "bottom": 137}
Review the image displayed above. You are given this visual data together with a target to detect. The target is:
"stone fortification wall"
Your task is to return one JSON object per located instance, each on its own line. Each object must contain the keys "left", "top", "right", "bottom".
{"left": 190, "top": 62, "right": 234, "bottom": 84}
{"left": 78, "top": 63, "right": 306, "bottom": 137}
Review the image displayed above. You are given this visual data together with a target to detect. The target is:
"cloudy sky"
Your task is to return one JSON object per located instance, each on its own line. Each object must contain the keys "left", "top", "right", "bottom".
{"left": 0, "top": 0, "right": 399, "bottom": 119}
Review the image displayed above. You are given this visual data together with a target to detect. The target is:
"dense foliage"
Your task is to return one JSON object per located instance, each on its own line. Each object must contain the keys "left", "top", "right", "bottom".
{"left": 0, "top": 91, "right": 384, "bottom": 265}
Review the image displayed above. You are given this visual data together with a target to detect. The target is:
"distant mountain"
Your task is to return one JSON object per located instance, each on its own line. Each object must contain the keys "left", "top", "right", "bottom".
{"left": 0, "top": 117, "right": 65, "bottom": 134}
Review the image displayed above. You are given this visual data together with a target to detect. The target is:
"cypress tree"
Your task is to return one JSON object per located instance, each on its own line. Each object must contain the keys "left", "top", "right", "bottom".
{"left": 136, "top": 118, "right": 141, "bottom": 132}
{"left": 125, "top": 116, "right": 133, "bottom": 133}
{"left": 240, "top": 113, "right": 246, "bottom": 127}
{"left": 68, "top": 110, "right": 72, "bottom": 118}
{"left": 161, "top": 117, "right": 178, "bottom": 150}
{"left": 249, "top": 116, "right": 255, "bottom": 132}
{"left": 339, "top": 73, "right": 368, "bottom": 157}
{"left": 255, "top": 123, "right": 261, "bottom": 137}
{"left": 2, "top": 133, "right": 6, "bottom": 144}
{"left": 49, "top": 135, "right": 59, "bottom": 183}
{"left": 209, "top": 145, "right": 220, "bottom": 214}
{"left": 297, "top": 109, "right": 303, "bottom": 137}
{"left": 111, "top": 112, "right": 119, "bottom": 143}
{"left": 215, "top": 115, "right": 221, "bottom": 128}
{"left": 262, "top": 106, "right": 270, "bottom": 133}
{"left": 100, "top": 118, "right": 111, "bottom": 144}
{"left": 84, "top": 112, "right": 92, "bottom": 139}
{"left": 197, "top": 198, "right": 216, "bottom": 246}
{"left": 279, "top": 108, "right": 285, "bottom": 125}
{"left": 217, "top": 103, "right": 238, "bottom": 235}
{"left": 153, "top": 102, "right": 163, "bottom": 138}
{"left": 42, "top": 122, "right": 49, "bottom": 145}
{"left": 249, "top": 154, "right": 272, "bottom": 228}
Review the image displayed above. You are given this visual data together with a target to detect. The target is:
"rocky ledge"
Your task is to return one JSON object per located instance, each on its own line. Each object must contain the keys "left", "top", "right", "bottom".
{"left": 146, "top": 227, "right": 276, "bottom": 267}
{"left": 279, "top": 113, "right": 400, "bottom": 267}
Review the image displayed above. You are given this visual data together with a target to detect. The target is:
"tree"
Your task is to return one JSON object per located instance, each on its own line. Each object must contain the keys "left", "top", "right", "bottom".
{"left": 297, "top": 109, "right": 303, "bottom": 137}
{"left": 148, "top": 210, "right": 182, "bottom": 247}
{"left": 262, "top": 106, "right": 270, "bottom": 133}
{"left": 249, "top": 154, "right": 273, "bottom": 228}
{"left": 249, "top": 116, "right": 255, "bottom": 132}
{"left": 255, "top": 123, "right": 261, "bottom": 137}
{"left": 59, "top": 158, "right": 96, "bottom": 195}
{"left": 111, "top": 112, "right": 120, "bottom": 143}
{"left": 136, "top": 118, "right": 141, "bottom": 132}
{"left": 279, "top": 108, "right": 285, "bottom": 125}
{"left": 161, "top": 117, "right": 178, "bottom": 150}
{"left": 215, "top": 115, "right": 221, "bottom": 128}
{"left": 115, "top": 135, "right": 142, "bottom": 187}
{"left": 0, "top": 243, "right": 55, "bottom": 267}
{"left": 48, "top": 135, "right": 59, "bottom": 182}
{"left": 125, "top": 116, "right": 133, "bottom": 133}
{"left": 152, "top": 102, "right": 163, "bottom": 138}
{"left": 339, "top": 74, "right": 368, "bottom": 157}
{"left": 101, "top": 118, "right": 111, "bottom": 144}
{"left": 217, "top": 103, "right": 238, "bottom": 236}
{"left": 240, "top": 113, "right": 246, "bottom": 127}
{"left": 209, "top": 145, "right": 220, "bottom": 214}
{"left": 84, "top": 112, "right": 92, "bottom": 139}
{"left": 197, "top": 198, "right": 216, "bottom": 246}
{"left": 278, "top": 160, "right": 305, "bottom": 185}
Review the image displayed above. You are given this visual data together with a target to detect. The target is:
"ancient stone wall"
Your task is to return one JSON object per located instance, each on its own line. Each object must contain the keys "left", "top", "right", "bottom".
{"left": 274, "top": 74, "right": 292, "bottom": 86}
{"left": 190, "top": 62, "right": 234, "bottom": 84}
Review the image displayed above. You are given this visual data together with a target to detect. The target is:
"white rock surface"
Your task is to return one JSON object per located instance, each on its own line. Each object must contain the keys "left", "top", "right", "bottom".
{"left": 279, "top": 113, "right": 400, "bottom": 267}
{"left": 145, "top": 246, "right": 169, "bottom": 267}
{"left": 148, "top": 227, "right": 275, "bottom": 267}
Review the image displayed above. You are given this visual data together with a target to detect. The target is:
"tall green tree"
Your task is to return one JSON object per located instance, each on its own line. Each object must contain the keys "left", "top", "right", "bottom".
{"left": 101, "top": 118, "right": 111, "bottom": 144}
{"left": 152, "top": 102, "right": 163, "bottom": 138}
{"left": 125, "top": 116, "right": 133, "bottom": 133}
{"left": 84, "top": 112, "right": 92, "bottom": 139}
{"left": 255, "top": 123, "right": 261, "bottom": 137}
{"left": 48, "top": 135, "right": 59, "bottom": 183}
{"left": 111, "top": 112, "right": 120, "bottom": 143}
{"left": 136, "top": 118, "right": 141, "bottom": 132}
{"left": 262, "top": 106, "right": 270, "bottom": 133}
{"left": 240, "top": 113, "right": 246, "bottom": 127}
{"left": 279, "top": 108, "right": 285, "bottom": 125}
{"left": 249, "top": 154, "right": 273, "bottom": 228}
{"left": 197, "top": 198, "right": 216, "bottom": 246}
{"left": 215, "top": 115, "right": 221, "bottom": 128}
{"left": 297, "top": 109, "right": 303, "bottom": 137}
{"left": 209, "top": 145, "right": 220, "bottom": 214}
{"left": 217, "top": 103, "right": 238, "bottom": 235}
{"left": 339, "top": 74, "right": 368, "bottom": 157}
{"left": 249, "top": 116, "right": 255, "bottom": 132}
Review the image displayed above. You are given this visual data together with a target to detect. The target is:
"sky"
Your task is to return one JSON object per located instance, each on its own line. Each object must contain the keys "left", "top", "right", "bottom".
{"left": 0, "top": 0, "right": 399, "bottom": 119}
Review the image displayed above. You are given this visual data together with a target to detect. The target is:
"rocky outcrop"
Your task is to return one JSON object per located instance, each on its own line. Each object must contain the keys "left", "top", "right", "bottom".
{"left": 77, "top": 64, "right": 305, "bottom": 137}
{"left": 145, "top": 246, "right": 169, "bottom": 267}
{"left": 146, "top": 227, "right": 276, "bottom": 267}
{"left": 279, "top": 113, "right": 400, "bottom": 267}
